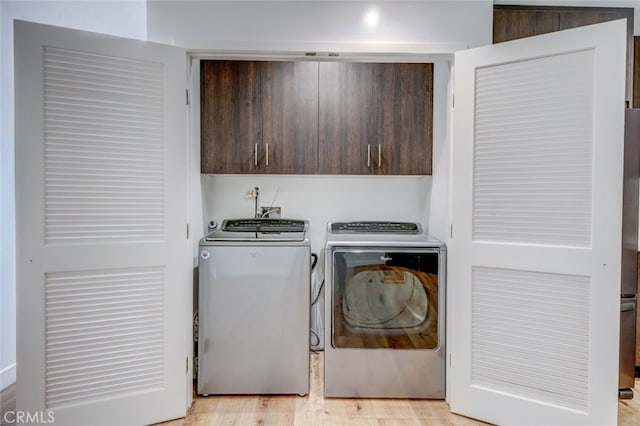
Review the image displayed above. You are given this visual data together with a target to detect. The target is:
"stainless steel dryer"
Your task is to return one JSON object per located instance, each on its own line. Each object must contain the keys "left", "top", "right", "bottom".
{"left": 198, "top": 218, "right": 310, "bottom": 396}
{"left": 324, "top": 221, "right": 446, "bottom": 398}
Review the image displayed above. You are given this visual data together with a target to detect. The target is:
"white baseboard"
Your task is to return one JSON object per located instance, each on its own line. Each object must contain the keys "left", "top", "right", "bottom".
{"left": 0, "top": 363, "right": 16, "bottom": 391}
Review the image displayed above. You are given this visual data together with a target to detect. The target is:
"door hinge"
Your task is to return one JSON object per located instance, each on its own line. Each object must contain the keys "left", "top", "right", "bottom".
{"left": 450, "top": 224, "right": 453, "bottom": 239}
{"left": 187, "top": 223, "right": 190, "bottom": 239}
{"left": 186, "top": 356, "right": 189, "bottom": 373}
{"left": 186, "top": 88, "right": 189, "bottom": 105}
{"left": 449, "top": 353, "right": 452, "bottom": 368}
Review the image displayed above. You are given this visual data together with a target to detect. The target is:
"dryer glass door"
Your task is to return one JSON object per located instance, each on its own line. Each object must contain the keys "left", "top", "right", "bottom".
{"left": 331, "top": 249, "right": 440, "bottom": 349}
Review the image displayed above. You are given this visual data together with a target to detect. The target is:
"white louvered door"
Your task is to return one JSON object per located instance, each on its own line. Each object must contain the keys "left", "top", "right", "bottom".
{"left": 449, "top": 20, "right": 627, "bottom": 426}
{"left": 14, "top": 21, "right": 190, "bottom": 425}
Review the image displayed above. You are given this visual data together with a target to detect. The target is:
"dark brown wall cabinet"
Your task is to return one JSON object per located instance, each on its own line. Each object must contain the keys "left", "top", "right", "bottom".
{"left": 318, "top": 62, "right": 433, "bottom": 175}
{"left": 201, "top": 60, "right": 318, "bottom": 174}
{"left": 493, "top": 5, "right": 635, "bottom": 105}
{"left": 201, "top": 60, "right": 433, "bottom": 175}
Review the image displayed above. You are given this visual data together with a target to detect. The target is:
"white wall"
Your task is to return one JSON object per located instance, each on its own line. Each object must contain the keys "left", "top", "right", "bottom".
{"left": 201, "top": 175, "right": 432, "bottom": 254}
{"left": 147, "top": 1, "right": 493, "bottom": 51}
{"left": 428, "top": 61, "right": 453, "bottom": 244}
{"left": 0, "top": 0, "right": 147, "bottom": 391}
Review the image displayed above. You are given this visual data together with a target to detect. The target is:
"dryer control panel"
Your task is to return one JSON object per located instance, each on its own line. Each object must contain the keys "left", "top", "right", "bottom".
{"left": 330, "top": 221, "right": 421, "bottom": 234}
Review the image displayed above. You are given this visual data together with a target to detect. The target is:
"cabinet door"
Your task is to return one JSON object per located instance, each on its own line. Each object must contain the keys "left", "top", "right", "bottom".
{"left": 201, "top": 60, "right": 318, "bottom": 174}
{"left": 318, "top": 62, "right": 433, "bottom": 175}
{"left": 201, "top": 60, "right": 262, "bottom": 173}
{"left": 261, "top": 61, "right": 318, "bottom": 174}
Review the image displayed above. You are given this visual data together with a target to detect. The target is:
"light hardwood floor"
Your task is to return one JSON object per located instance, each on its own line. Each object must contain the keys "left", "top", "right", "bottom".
{"left": 0, "top": 382, "right": 15, "bottom": 426}
{"left": 157, "top": 352, "right": 640, "bottom": 426}
{"left": 159, "top": 353, "right": 486, "bottom": 426}
{"left": 1, "top": 353, "right": 639, "bottom": 426}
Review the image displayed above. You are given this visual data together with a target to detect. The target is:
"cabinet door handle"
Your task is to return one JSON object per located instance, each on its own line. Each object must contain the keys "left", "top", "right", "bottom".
{"left": 377, "top": 144, "right": 382, "bottom": 168}
{"left": 621, "top": 301, "right": 636, "bottom": 312}
{"left": 254, "top": 143, "right": 258, "bottom": 167}
{"left": 367, "top": 144, "right": 371, "bottom": 168}
{"left": 265, "top": 143, "right": 269, "bottom": 167}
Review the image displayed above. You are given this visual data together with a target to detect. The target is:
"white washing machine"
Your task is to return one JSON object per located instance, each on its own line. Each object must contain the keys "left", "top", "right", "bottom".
{"left": 324, "top": 221, "right": 446, "bottom": 398}
{"left": 198, "top": 218, "right": 310, "bottom": 396}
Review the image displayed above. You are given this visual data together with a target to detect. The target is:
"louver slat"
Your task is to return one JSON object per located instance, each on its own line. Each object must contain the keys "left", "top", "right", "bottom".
{"left": 471, "top": 267, "right": 590, "bottom": 411}
{"left": 43, "top": 47, "right": 165, "bottom": 244}
{"left": 45, "top": 267, "right": 165, "bottom": 409}
{"left": 472, "top": 50, "right": 595, "bottom": 247}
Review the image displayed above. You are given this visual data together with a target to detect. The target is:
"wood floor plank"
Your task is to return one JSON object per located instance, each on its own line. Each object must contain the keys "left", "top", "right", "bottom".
{"left": 0, "top": 384, "right": 16, "bottom": 426}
